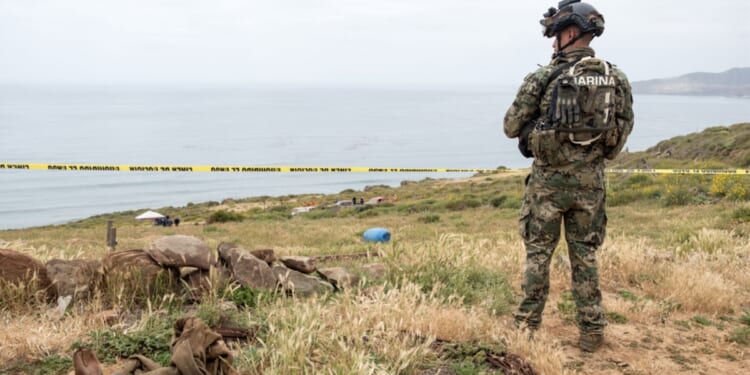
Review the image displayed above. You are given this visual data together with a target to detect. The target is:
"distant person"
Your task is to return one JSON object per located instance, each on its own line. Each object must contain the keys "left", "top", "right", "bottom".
{"left": 174, "top": 218, "right": 180, "bottom": 227}
{"left": 163, "top": 215, "right": 171, "bottom": 227}
{"left": 503, "top": 0, "right": 634, "bottom": 352}
{"left": 359, "top": 197, "right": 364, "bottom": 205}
{"left": 352, "top": 197, "right": 357, "bottom": 205}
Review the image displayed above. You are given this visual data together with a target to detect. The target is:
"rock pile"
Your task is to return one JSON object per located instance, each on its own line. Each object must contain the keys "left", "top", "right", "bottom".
{"left": 0, "top": 235, "right": 386, "bottom": 304}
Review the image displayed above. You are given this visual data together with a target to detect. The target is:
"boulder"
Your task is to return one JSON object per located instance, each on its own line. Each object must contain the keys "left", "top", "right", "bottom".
{"left": 45, "top": 258, "right": 102, "bottom": 299}
{"left": 250, "top": 249, "right": 276, "bottom": 264}
{"left": 182, "top": 267, "right": 230, "bottom": 299}
{"left": 217, "top": 242, "right": 238, "bottom": 257}
{"left": 272, "top": 263, "right": 334, "bottom": 297}
{"left": 218, "top": 242, "right": 276, "bottom": 265}
{"left": 360, "top": 263, "right": 387, "bottom": 280}
{"left": 148, "top": 235, "right": 217, "bottom": 270}
{"left": 317, "top": 267, "right": 360, "bottom": 290}
{"left": 0, "top": 248, "right": 54, "bottom": 299}
{"left": 279, "top": 256, "right": 316, "bottom": 274}
{"left": 72, "top": 348, "right": 103, "bottom": 375}
{"left": 220, "top": 246, "right": 276, "bottom": 290}
{"left": 102, "top": 249, "right": 167, "bottom": 285}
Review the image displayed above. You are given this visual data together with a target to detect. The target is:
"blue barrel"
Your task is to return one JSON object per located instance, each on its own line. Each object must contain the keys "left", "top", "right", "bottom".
{"left": 363, "top": 227, "right": 391, "bottom": 242}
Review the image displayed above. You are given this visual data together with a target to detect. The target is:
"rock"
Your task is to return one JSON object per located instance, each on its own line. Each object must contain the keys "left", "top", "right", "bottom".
{"left": 0, "top": 248, "right": 54, "bottom": 300}
{"left": 45, "top": 259, "right": 102, "bottom": 299}
{"left": 148, "top": 235, "right": 218, "bottom": 270}
{"left": 182, "top": 267, "right": 232, "bottom": 298}
{"left": 218, "top": 243, "right": 276, "bottom": 265}
{"left": 102, "top": 249, "right": 169, "bottom": 287}
{"left": 360, "top": 263, "right": 387, "bottom": 280}
{"left": 250, "top": 249, "right": 276, "bottom": 264}
{"left": 272, "top": 263, "right": 334, "bottom": 297}
{"left": 217, "top": 242, "right": 237, "bottom": 255}
{"left": 317, "top": 267, "right": 360, "bottom": 289}
{"left": 46, "top": 295, "right": 72, "bottom": 321}
{"left": 220, "top": 246, "right": 276, "bottom": 290}
{"left": 72, "top": 348, "right": 103, "bottom": 375}
{"left": 279, "top": 256, "right": 317, "bottom": 274}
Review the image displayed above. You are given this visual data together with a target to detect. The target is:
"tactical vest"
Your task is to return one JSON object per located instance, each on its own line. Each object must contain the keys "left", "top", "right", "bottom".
{"left": 529, "top": 57, "right": 622, "bottom": 166}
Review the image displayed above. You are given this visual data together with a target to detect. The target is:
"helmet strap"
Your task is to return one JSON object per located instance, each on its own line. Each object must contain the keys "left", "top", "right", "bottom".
{"left": 553, "top": 31, "right": 588, "bottom": 58}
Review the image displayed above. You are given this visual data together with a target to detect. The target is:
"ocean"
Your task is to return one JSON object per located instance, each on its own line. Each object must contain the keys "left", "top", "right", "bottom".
{"left": 1, "top": 85, "right": 748, "bottom": 230}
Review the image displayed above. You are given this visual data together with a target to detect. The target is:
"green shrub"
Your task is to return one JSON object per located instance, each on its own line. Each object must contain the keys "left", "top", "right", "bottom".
{"left": 443, "top": 197, "right": 482, "bottom": 211}
{"left": 618, "top": 289, "right": 639, "bottom": 301}
{"left": 490, "top": 196, "right": 508, "bottom": 208}
{"left": 692, "top": 315, "right": 713, "bottom": 326}
{"left": 661, "top": 182, "right": 709, "bottom": 206}
{"left": 397, "top": 200, "right": 438, "bottom": 214}
{"left": 495, "top": 195, "right": 522, "bottom": 209}
{"left": 227, "top": 287, "right": 280, "bottom": 309}
{"left": 81, "top": 317, "right": 172, "bottom": 365}
{"left": 208, "top": 210, "right": 245, "bottom": 223}
{"left": 730, "top": 207, "right": 750, "bottom": 223}
{"left": 606, "top": 312, "right": 628, "bottom": 324}
{"left": 728, "top": 327, "right": 750, "bottom": 346}
{"left": 710, "top": 175, "right": 750, "bottom": 201}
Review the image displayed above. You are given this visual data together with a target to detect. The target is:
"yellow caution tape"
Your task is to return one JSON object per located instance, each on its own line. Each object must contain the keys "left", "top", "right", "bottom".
{"left": 0, "top": 163, "right": 500, "bottom": 173}
{"left": 605, "top": 168, "right": 750, "bottom": 175}
{"left": 0, "top": 163, "right": 747, "bottom": 175}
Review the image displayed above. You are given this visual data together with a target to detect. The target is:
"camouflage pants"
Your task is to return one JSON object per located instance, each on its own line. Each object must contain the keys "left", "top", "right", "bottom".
{"left": 513, "top": 170, "right": 607, "bottom": 333}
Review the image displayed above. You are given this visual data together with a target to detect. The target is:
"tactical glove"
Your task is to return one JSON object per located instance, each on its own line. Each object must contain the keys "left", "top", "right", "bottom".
{"left": 517, "top": 121, "right": 535, "bottom": 158}
{"left": 554, "top": 78, "right": 580, "bottom": 126}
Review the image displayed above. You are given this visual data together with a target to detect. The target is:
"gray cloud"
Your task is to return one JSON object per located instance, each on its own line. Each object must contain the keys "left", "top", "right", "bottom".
{"left": 0, "top": 0, "right": 747, "bottom": 86}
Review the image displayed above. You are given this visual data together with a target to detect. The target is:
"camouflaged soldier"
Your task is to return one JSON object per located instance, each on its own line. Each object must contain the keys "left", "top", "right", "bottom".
{"left": 503, "top": 0, "right": 634, "bottom": 352}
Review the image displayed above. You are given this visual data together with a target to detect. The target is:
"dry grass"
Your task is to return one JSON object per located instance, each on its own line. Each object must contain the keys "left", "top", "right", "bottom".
{"left": 1, "top": 172, "right": 749, "bottom": 374}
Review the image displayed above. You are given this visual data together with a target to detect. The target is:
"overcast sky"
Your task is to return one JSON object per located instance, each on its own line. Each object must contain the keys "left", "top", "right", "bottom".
{"left": 1, "top": 0, "right": 748, "bottom": 87}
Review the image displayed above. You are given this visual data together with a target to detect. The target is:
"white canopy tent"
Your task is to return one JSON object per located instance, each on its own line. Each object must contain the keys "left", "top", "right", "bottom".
{"left": 135, "top": 210, "right": 165, "bottom": 220}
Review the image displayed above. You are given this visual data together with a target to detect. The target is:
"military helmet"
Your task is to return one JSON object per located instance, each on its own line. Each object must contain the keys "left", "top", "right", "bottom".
{"left": 540, "top": 0, "right": 605, "bottom": 38}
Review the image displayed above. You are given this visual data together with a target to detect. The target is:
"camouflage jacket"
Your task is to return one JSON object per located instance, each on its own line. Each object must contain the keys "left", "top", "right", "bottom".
{"left": 504, "top": 47, "right": 634, "bottom": 174}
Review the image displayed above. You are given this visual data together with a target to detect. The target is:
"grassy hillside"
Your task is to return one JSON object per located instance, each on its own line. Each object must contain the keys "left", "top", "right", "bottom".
{"left": 611, "top": 122, "right": 750, "bottom": 169}
{"left": 1, "top": 124, "right": 749, "bottom": 374}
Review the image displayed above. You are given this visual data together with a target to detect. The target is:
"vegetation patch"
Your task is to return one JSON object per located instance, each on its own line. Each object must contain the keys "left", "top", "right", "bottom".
{"left": 208, "top": 210, "right": 245, "bottom": 223}
{"left": 731, "top": 206, "right": 750, "bottom": 223}
{"left": 606, "top": 312, "right": 628, "bottom": 324}
{"left": 1, "top": 354, "right": 71, "bottom": 375}
{"left": 727, "top": 327, "right": 750, "bottom": 346}
{"left": 79, "top": 317, "right": 173, "bottom": 366}
{"left": 557, "top": 292, "right": 576, "bottom": 319}
{"left": 390, "top": 260, "right": 514, "bottom": 315}
{"left": 418, "top": 215, "right": 441, "bottom": 223}
{"left": 442, "top": 196, "right": 483, "bottom": 211}
{"left": 617, "top": 289, "right": 639, "bottom": 301}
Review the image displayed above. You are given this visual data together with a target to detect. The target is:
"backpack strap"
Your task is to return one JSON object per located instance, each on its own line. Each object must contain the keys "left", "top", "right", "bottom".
{"left": 544, "top": 58, "right": 584, "bottom": 125}
{"left": 553, "top": 57, "right": 618, "bottom": 146}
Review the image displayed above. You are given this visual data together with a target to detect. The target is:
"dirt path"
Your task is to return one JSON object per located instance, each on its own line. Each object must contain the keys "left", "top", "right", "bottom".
{"left": 541, "top": 312, "right": 749, "bottom": 374}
